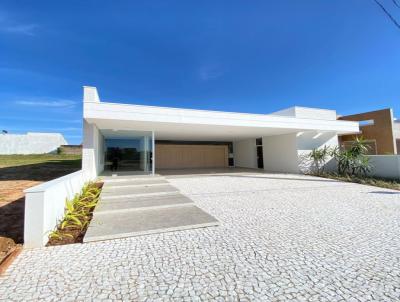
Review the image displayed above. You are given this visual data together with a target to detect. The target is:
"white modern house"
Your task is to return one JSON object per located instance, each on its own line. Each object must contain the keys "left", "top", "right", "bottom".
{"left": 24, "top": 86, "right": 360, "bottom": 248}
{"left": 82, "top": 86, "right": 359, "bottom": 178}
{"left": 0, "top": 132, "right": 67, "bottom": 155}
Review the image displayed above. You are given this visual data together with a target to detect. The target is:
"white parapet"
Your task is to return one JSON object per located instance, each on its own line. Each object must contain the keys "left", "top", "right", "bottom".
{"left": 24, "top": 170, "right": 91, "bottom": 248}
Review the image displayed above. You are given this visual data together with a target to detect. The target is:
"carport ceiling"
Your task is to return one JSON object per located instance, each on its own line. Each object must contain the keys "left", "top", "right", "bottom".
{"left": 95, "top": 119, "right": 303, "bottom": 141}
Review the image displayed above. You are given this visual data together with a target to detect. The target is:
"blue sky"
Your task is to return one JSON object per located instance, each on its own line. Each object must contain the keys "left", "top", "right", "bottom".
{"left": 1, "top": 1, "right": 399, "bottom": 144}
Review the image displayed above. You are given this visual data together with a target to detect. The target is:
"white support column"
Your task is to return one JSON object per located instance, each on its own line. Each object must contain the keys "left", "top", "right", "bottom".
{"left": 152, "top": 131, "right": 155, "bottom": 175}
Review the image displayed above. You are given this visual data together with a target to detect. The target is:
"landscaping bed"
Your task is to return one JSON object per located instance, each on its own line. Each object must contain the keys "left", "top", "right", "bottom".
{"left": 47, "top": 182, "right": 103, "bottom": 246}
{"left": 313, "top": 173, "right": 400, "bottom": 191}
{"left": 307, "top": 138, "right": 399, "bottom": 191}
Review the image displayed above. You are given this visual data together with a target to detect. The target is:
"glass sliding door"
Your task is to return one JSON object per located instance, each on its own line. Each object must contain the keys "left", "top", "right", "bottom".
{"left": 103, "top": 130, "right": 153, "bottom": 173}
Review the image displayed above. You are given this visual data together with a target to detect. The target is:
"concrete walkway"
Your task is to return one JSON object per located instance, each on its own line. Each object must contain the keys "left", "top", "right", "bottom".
{"left": 83, "top": 175, "right": 218, "bottom": 242}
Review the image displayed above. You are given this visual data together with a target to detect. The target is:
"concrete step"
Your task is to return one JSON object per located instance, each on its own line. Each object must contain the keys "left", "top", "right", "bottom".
{"left": 103, "top": 179, "right": 168, "bottom": 189}
{"left": 84, "top": 205, "right": 219, "bottom": 243}
{"left": 95, "top": 194, "right": 194, "bottom": 213}
{"left": 101, "top": 184, "right": 179, "bottom": 199}
{"left": 101, "top": 175, "right": 164, "bottom": 183}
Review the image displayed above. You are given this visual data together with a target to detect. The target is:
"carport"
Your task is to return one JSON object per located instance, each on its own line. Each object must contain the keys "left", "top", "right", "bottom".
{"left": 82, "top": 86, "right": 359, "bottom": 178}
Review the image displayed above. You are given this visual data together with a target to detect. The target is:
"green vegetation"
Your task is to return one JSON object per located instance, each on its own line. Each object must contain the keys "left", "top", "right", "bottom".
{"left": 316, "top": 173, "right": 400, "bottom": 191}
{"left": 308, "top": 145, "right": 331, "bottom": 175}
{"left": 308, "top": 137, "right": 399, "bottom": 191}
{"left": 48, "top": 182, "right": 102, "bottom": 245}
{"left": 0, "top": 154, "right": 81, "bottom": 168}
{"left": 308, "top": 137, "right": 372, "bottom": 178}
{"left": 332, "top": 137, "right": 372, "bottom": 177}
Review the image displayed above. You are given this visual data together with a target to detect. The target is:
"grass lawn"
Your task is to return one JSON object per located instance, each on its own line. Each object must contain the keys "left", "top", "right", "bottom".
{"left": 0, "top": 154, "right": 82, "bottom": 244}
{"left": 0, "top": 154, "right": 81, "bottom": 168}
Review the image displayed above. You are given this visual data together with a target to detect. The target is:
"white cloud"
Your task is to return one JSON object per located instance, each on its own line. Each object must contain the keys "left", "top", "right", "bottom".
{"left": 0, "top": 11, "right": 38, "bottom": 36}
{"left": 2, "top": 24, "right": 38, "bottom": 36}
{"left": 0, "top": 126, "right": 81, "bottom": 132}
{"left": 198, "top": 64, "right": 224, "bottom": 81}
{"left": 1, "top": 116, "right": 81, "bottom": 123}
{"left": 15, "top": 99, "right": 77, "bottom": 108}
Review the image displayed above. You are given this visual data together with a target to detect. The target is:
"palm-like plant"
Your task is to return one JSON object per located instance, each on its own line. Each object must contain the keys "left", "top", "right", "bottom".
{"left": 331, "top": 136, "right": 373, "bottom": 177}
{"left": 349, "top": 136, "right": 370, "bottom": 157}
{"left": 309, "top": 145, "right": 331, "bottom": 175}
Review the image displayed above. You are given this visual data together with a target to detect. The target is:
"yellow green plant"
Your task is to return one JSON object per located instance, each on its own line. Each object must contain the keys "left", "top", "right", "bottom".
{"left": 48, "top": 182, "right": 102, "bottom": 244}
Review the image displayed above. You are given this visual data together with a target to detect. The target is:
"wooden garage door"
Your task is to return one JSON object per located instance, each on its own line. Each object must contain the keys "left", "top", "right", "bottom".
{"left": 155, "top": 144, "right": 228, "bottom": 169}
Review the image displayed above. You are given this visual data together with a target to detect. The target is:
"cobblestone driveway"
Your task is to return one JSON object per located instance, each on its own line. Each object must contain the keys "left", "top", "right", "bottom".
{"left": 1, "top": 173, "right": 400, "bottom": 301}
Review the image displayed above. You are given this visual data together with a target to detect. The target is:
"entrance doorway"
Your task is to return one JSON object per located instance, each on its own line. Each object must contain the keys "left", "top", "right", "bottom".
{"left": 256, "top": 138, "right": 264, "bottom": 169}
{"left": 103, "top": 131, "right": 153, "bottom": 173}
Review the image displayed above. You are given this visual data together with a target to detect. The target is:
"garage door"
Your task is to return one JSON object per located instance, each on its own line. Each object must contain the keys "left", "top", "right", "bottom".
{"left": 155, "top": 144, "right": 229, "bottom": 169}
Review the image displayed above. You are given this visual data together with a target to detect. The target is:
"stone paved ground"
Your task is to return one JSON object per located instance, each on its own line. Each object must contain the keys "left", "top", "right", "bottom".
{"left": 1, "top": 173, "right": 400, "bottom": 301}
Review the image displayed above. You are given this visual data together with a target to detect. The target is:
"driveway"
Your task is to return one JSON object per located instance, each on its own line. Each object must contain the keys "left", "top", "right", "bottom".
{"left": 1, "top": 172, "right": 400, "bottom": 301}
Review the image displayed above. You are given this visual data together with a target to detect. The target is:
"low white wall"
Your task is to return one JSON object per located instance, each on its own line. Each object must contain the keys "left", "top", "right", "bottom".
{"left": 24, "top": 170, "right": 90, "bottom": 248}
{"left": 368, "top": 155, "right": 400, "bottom": 179}
{"left": 233, "top": 139, "right": 257, "bottom": 168}
{"left": 0, "top": 132, "right": 67, "bottom": 155}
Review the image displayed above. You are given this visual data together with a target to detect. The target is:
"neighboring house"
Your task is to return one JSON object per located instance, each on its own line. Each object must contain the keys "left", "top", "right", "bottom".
{"left": 0, "top": 132, "right": 67, "bottom": 155}
{"left": 394, "top": 119, "right": 400, "bottom": 153}
{"left": 338, "top": 108, "right": 399, "bottom": 155}
{"left": 82, "top": 87, "right": 359, "bottom": 178}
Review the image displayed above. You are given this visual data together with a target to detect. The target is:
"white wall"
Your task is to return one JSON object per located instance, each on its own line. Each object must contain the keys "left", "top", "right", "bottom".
{"left": 368, "top": 155, "right": 400, "bottom": 179}
{"left": 0, "top": 132, "right": 67, "bottom": 155}
{"left": 262, "top": 131, "right": 339, "bottom": 174}
{"left": 296, "top": 131, "right": 338, "bottom": 173}
{"left": 271, "top": 106, "right": 337, "bottom": 121}
{"left": 394, "top": 122, "right": 400, "bottom": 139}
{"left": 394, "top": 122, "right": 400, "bottom": 155}
{"left": 24, "top": 170, "right": 91, "bottom": 248}
{"left": 262, "top": 133, "right": 300, "bottom": 173}
{"left": 82, "top": 120, "right": 104, "bottom": 179}
{"left": 233, "top": 139, "right": 257, "bottom": 169}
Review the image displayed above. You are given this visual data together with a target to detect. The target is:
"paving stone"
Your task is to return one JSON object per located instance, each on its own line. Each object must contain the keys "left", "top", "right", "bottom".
{"left": 0, "top": 173, "right": 399, "bottom": 301}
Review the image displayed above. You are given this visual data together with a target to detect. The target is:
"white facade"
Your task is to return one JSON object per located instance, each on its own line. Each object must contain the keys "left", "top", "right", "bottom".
{"left": 23, "top": 87, "right": 360, "bottom": 247}
{"left": 0, "top": 132, "right": 67, "bottom": 155}
{"left": 82, "top": 86, "right": 359, "bottom": 177}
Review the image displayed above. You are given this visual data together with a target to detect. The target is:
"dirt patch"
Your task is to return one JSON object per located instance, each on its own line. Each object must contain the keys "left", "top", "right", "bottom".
{"left": 0, "top": 237, "right": 16, "bottom": 261}
{"left": 0, "top": 155, "right": 81, "bottom": 244}
{"left": 0, "top": 236, "right": 22, "bottom": 275}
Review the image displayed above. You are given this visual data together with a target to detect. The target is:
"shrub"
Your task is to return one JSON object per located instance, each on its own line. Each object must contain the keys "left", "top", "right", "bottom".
{"left": 308, "top": 136, "right": 373, "bottom": 178}
{"left": 48, "top": 182, "right": 102, "bottom": 245}
{"left": 308, "top": 145, "right": 331, "bottom": 175}
{"left": 332, "top": 137, "right": 372, "bottom": 177}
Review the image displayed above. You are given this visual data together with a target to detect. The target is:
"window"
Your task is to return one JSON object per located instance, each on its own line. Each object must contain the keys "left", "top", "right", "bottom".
{"left": 359, "top": 119, "right": 374, "bottom": 126}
